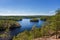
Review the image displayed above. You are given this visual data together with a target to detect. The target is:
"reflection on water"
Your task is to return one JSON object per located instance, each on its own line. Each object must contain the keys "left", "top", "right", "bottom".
{"left": 10, "top": 19, "right": 44, "bottom": 36}
{"left": 0, "top": 18, "right": 44, "bottom": 40}
{"left": 19, "top": 19, "right": 44, "bottom": 30}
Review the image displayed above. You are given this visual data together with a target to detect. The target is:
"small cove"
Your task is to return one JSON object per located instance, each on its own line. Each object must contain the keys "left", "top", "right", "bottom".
{"left": 10, "top": 18, "right": 44, "bottom": 36}
{"left": 0, "top": 18, "right": 45, "bottom": 40}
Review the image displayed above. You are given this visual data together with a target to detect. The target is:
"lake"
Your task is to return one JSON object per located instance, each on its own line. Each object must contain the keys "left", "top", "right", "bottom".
{"left": 0, "top": 18, "right": 44, "bottom": 40}
{"left": 10, "top": 18, "right": 44, "bottom": 36}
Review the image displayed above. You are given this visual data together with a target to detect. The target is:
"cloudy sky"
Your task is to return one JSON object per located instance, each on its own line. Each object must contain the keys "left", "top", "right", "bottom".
{"left": 0, "top": 0, "right": 60, "bottom": 16}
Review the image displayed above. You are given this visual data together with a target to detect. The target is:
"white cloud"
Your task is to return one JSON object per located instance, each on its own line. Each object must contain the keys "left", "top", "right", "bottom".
{"left": 48, "top": 10, "right": 56, "bottom": 15}
{"left": 0, "top": 9, "right": 56, "bottom": 16}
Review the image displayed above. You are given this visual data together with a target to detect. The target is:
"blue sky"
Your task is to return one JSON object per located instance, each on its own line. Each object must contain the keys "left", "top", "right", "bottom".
{"left": 0, "top": 0, "right": 60, "bottom": 16}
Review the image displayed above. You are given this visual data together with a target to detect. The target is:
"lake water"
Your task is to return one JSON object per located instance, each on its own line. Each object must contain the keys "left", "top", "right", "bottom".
{"left": 19, "top": 19, "right": 44, "bottom": 31}
{"left": 0, "top": 18, "right": 45, "bottom": 40}
{"left": 10, "top": 18, "right": 44, "bottom": 36}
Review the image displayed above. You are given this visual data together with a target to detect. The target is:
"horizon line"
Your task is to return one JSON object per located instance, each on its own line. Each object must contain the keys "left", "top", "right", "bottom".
{"left": 0, "top": 14, "right": 55, "bottom": 16}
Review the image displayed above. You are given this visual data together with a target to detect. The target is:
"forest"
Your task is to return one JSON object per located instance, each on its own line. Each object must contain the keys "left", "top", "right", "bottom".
{"left": 12, "top": 9, "right": 60, "bottom": 40}
{"left": 0, "top": 9, "right": 60, "bottom": 40}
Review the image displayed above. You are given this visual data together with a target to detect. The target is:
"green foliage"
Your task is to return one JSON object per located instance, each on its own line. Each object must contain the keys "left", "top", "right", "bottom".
{"left": 13, "top": 9, "right": 60, "bottom": 40}
{"left": 13, "top": 30, "right": 34, "bottom": 40}
{"left": 0, "top": 9, "right": 60, "bottom": 40}
{"left": 0, "top": 20, "right": 18, "bottom": 29}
